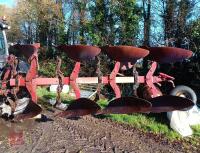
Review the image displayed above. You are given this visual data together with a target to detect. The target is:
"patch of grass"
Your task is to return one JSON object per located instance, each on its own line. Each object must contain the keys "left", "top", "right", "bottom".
{"left": 192, "top": 125, "right": 200, "bottom": 139}
{"left": 104, "top": 113, "right": 180, "bottom": 139}
{"left": 97, "top": 99, "right": 200, "bottom": 143}
{"left": 37, "top": 87, "right": 73, "bottom": 105}
{"left": 37, "top": 87, "right": 56, "bottom": 98}
{"left": 37, "top": 88, "right": 200, "bottom": 145}
{"left": 97, "top": 99, "right": 109, "bottom": 108}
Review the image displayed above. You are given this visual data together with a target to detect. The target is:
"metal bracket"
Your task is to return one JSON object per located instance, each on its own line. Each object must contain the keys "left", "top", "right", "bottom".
{"left": 70, "top": 62, "right": 81, "bottom": 99}
{"left": 110, "top": 61, "right": 121, "bottom": 98}
{"left": 145, "top": 61, "right": 161, "bottom": 98}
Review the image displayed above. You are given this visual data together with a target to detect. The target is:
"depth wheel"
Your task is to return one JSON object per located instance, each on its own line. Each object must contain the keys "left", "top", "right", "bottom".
{"left": 170, "top": 85, "right": 197, "bottom": 104}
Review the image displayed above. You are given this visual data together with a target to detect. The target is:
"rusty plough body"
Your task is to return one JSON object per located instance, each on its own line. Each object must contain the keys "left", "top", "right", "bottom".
{"left": 0, "top": 43, "right": 194, "bottom": 120}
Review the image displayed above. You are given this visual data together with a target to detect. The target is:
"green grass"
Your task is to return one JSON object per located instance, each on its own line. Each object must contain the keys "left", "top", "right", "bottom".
{"left": 36, "top": 87, "right": 74, "bottom": 111}
{"left": 97, "top": 99, "right": 200, "bottom": 142}
{"left": 37, "top": 88, "right": 200, "bottom": 145}
{"left": 97, "top": 99, "right": 181, "bottom": 140}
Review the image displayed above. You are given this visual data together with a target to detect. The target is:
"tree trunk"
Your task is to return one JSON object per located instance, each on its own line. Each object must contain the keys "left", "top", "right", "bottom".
{"left": 164, "top": 0, "right": 175, "bottom": 41}
{"left": 143, "top": 0, "right": 151, "bottom": 46}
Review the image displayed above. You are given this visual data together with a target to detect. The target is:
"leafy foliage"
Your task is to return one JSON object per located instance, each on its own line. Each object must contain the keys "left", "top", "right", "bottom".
{"left": 87, "top": 0, "right": 140, "bottom": 45}
{"left": 188, "top": 19, "right": 200, "bottom": 52}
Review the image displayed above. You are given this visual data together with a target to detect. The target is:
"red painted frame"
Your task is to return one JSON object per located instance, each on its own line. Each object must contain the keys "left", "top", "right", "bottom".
{"left": 5, "top": 52, "right": 175, "bottom": 103}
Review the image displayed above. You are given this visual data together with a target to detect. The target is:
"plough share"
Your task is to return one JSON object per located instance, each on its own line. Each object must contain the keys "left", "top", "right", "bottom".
{"left": 0, "top": 44, "right": 194, "bottom": 120}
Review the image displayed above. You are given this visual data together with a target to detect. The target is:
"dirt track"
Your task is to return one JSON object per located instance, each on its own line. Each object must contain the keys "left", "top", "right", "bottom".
{"left": 0, "top": 110, "right": 197, "bottom": 153}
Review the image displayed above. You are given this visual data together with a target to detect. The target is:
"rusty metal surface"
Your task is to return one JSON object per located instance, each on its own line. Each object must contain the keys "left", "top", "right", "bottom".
{"left": 149, "top": 95, "right": 194, "bottom": 113}
{"left": 3, "top": 43, "right": 192, "bottom": 119}
{"left": 100, "top": 97, "right": 151, "bottom": 114}
{"left": 12, "top": 43, "right": 40, "bottom": 60}
{"left": 102, "top": 46, "right": 149, "bottom": 63}
{"left": 57, "top": 98, "right": 101, "bottom": 118}
{"left": 56, "top": 45, "right": 101, "bottom": 61}
{"left": 14, "top": 101, "right": 42, "bottom": 121}
{"left": 147, "top": 47, "right": 193, "bottom": 63}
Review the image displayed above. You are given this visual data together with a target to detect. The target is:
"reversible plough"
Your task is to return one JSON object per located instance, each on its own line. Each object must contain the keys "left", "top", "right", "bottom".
{"left": 0, "top": 44, "right": 195, "bottom": 121}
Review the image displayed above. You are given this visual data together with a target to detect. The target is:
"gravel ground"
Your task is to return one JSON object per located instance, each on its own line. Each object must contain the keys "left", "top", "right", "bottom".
{"left": 0, "top": 110, "right": 198, "bottom": 153}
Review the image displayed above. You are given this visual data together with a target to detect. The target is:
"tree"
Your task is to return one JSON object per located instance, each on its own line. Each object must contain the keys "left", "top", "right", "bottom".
{"left": 113, "top": 0, "right": 141, "bottom": 45}
{"left": 7, "top": 0, "right": 64, "bottom": 46}
{"left": 188, "top": 19, "right": 200, "bottom": 52}
{"left": 163, "top": 0, "right": 176, "bottom": 41}
{"left": 0, "top": 4, "right": 23, "bottom": 42}
{"left": 142, "top": 0, "right": 151, "bottom": 46}
{"left": 87, "top": 0, "right": 108, "bottom": 45}
{"left": 175, "top": 0, "right": 194, "bottom": 47}
{"left": 162, "top": 0, "right": 196, "bottom": 47}
{"left": 88, "top": 0, "right": 140, "bottom": 46}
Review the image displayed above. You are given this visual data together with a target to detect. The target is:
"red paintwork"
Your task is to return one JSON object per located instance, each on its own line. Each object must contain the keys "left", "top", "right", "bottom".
{"left": 145, "top": 62, "right": 162, "bottom": 98}
{"left": 102, "top": 46, "right": 149, "bottom": 63}
{"left": 70, "top": 62, "right": 81, "bottom": 99}
{"left": 25, "top": 45, "right": 39, "bottom": 103}
{"left": 148, "top": 47, "right": 193, "bottom": 63}
{"left": 56, "top": 45, "right": 101, "bottom": 61}
{"left": 0, "top": 44, "right": 194, "bottom": 116}
{"left": 9, "top": 131, "right": 24, "bottom": 146}
{"left": 9, "top": 44, "right": 40, "bottom": 102}
{"left": 6, "top": 50, "right": 177, "bottom": 102}
{"left": 25, "top": 57, "right": 38, "bottom": 102}
{"left": 109, "top": 62, "right": 121, "bottom": 98}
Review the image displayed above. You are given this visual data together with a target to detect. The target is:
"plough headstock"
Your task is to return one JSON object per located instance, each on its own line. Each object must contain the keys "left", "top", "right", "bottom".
{"left": 0, "top": 44, "right": 194, "bottom": 120}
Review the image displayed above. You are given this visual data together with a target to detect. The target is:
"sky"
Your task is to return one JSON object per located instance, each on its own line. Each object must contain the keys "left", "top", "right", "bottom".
{"left": 0, "top": 0, "right": 15, "bottom": 7}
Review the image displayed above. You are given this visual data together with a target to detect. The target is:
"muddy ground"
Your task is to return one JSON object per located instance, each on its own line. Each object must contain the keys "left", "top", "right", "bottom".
{"left": 0, "top": 109, "right": 198, "bottom": 153}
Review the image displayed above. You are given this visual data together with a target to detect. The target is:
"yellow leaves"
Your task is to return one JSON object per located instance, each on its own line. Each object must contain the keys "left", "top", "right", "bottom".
{"left": 0, "top": 5, "right": 13, "bottom": 24}
{"left": 15, "top": 0, "right": 63, "bottom": 22}
{"left": 5, "top": 0, "right": 65, "bottom": 42}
